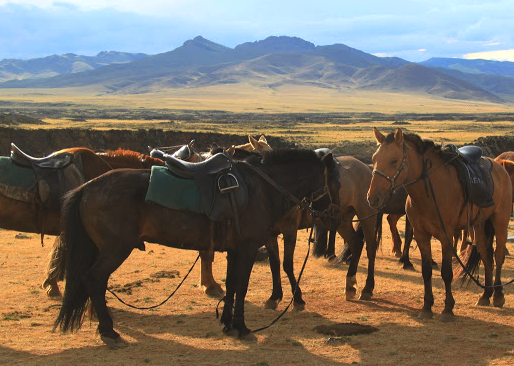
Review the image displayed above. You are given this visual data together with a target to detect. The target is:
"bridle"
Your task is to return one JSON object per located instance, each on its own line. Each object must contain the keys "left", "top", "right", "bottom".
{"left": 371, "top": 141, "right": 409, "bottom": 196}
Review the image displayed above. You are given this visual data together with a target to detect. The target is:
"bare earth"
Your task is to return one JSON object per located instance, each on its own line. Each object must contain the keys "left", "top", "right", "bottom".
{"left": 1, "top": 222, "right": 514, "bottom": 366}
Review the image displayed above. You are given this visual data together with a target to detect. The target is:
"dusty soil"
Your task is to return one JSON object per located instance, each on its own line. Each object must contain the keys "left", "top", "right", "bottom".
{"left": 1, "top": 223, "right": 514, "bottom": 366}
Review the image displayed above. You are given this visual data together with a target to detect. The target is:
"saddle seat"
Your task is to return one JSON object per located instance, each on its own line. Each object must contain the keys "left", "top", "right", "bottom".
{"left": 442, "top": 144, "right": 494, "bottom": 208}
{"left": 11, "top": 143, "right": 73, "bottom": 169}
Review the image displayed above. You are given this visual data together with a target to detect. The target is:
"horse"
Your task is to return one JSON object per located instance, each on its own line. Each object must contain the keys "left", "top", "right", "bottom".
{"left": 234, "top": 135, "right": 272, "bottom": 152}
{"left": 310, "top": 156, "right": 382, "bottom": 300}
{"left": 43, "top": 146, "right": 232, "bottom": 298}
{"left": 367, "top": 127, "right": 512, "bottom": 321}
{"left": 54, "top": 148, "right": 340, "bottom": 346}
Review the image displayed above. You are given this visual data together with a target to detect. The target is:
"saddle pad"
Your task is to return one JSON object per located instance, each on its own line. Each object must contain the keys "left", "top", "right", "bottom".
{"left": 0, "top": 156, "right": 35, "bottom": 189}
{"left": 146, "top": 165, "right": 203, "bottom": 213}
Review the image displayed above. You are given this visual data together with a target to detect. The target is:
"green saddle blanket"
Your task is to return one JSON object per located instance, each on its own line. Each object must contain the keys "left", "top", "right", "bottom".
{"left": 146, "top": 165, "right": 203, "bottom": 213}
{"left": 0, "top": 156, "right": 36, "bottom": 189}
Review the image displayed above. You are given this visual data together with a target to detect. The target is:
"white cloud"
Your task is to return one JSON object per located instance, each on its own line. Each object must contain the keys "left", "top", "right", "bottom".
{"left": 463, "top": 49, "right": 514, "bottom": 61}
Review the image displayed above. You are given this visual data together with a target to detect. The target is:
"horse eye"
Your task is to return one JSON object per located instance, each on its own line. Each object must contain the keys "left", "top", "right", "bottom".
{"left": 390, "top": 159, "right": 398, "bottom": 166}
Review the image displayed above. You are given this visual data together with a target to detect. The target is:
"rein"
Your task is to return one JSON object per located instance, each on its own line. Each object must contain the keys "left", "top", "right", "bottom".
{"left": 106, "top": 253, "right": 200, "bottom": 310}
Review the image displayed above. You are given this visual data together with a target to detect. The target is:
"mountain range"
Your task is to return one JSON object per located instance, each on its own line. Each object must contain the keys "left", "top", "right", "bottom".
{"left": 1, "top": 36, "right": 513, "bottom": 103}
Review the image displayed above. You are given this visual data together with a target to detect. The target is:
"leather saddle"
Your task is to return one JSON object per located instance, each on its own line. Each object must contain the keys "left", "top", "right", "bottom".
{"left": 150, "top": 148, "right": 248, "bottom": 229}
{"left": 442, "top": 144, "right": 494, "bottom": 208}
{"left": 10, "top": 143, "right": 85, "bottom": 210}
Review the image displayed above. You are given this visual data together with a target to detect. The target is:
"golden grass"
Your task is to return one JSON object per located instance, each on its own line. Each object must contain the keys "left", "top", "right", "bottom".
{"left": 1, "top": 84, "right": 513, "bottom": 114}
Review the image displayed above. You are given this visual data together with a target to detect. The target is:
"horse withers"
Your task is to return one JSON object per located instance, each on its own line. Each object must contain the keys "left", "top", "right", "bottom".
{"left": 367, "top": 127, "right": 512, "bottom": 321}
{"left": 54, "top": 148, "right": 340, "bottom": 346}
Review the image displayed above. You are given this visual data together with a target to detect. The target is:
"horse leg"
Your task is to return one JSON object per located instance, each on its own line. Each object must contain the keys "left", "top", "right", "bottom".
{"left": 399, "top": 217, "right": 415, "bottom": 270}
{"left": 360, "top": 217, "right": 379, "bottom": 300}
{"left": 42, "top": 235, "right": 64, "bottom": 297}
{"left": 200, "top": 224, "right": 224, "bottom": 297}
{"left": 440, "top": 243, "right": 455, "bottom": 322}
{"left": 326, "top": 229, "right": 337, "bottom": 260}
{"left": 84, "top": 247, "right": 133, "bottom": 348}
{"left": 312, "top": 225, "right": 328, "bottom": 258}
{"left": 282, "top": 232, "right": 305, "bottom": 311}
{"left": 474, "top": 222, "right": 495, "bottom": 307}
{"left": 220, "top": 249, "right": 237, "bottom": 334}
{"left": 232, "top": 246, "right": 258, "bottom": 339}
{"left": 491, "top": 217, "right": 507, "bottom": 308}
{"left": 264, "top": 236, "right": 283, "bottom": 310}
{"left": 417, "top": 234, "right": 434, "bottom": 319}
{"left": 387, "top": 214, "right": 402, "bottom": 257}
{"left": 340, "top": 221, "right": 364, "bottom": 300}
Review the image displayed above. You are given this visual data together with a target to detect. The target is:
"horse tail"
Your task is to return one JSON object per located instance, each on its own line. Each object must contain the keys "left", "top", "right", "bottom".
{"left": 54, "top": 186, "right": 97, "bottom": 333}
{"left": 453, "top": 219, "right": 495, "bottom": 284}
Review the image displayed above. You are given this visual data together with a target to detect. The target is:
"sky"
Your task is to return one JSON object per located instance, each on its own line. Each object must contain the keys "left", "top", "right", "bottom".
{"left": 1, "top": 0, "right": 514, "bottom": 63}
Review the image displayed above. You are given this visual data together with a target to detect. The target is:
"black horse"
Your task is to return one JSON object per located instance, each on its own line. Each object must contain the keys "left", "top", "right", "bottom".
{"left": 54, "top": 148, "right": 340, "bottom": 347}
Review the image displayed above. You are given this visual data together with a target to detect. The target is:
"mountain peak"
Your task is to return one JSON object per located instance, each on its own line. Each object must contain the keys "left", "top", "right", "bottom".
{"left": 235, "top": 36, "right": 315, "bottom": 57}
{"left": 181, "top": 36, "right": 231, "bottom": 53}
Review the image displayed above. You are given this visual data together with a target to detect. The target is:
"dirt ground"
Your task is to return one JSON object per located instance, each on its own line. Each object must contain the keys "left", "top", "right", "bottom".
{"left": 1, "top": 221, "right": 514, "bottom": 366}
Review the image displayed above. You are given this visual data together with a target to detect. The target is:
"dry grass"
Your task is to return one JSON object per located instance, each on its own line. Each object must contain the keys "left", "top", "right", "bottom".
{"left": 1, "top": 222, "right": 514, "bottom": 365}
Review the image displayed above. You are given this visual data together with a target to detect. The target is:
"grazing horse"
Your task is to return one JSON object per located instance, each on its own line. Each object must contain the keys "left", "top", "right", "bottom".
{"left": 54, "top": 149, "right": 340, "bottom": 346}
{"left": 367, "top": 128, "right": 511, "bottom": 321}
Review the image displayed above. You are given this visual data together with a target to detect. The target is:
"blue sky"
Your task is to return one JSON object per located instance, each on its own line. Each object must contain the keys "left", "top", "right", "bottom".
{"left": 1, "top": 0, "right": 513, "bottom": 62}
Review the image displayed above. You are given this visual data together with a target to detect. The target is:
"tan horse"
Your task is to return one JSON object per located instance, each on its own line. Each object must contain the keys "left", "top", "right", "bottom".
{"left": 368, "top": 128, "right": 512, "bottom": 321}
{"left": 233, "top": 135, "right": 272, "bottom": 152}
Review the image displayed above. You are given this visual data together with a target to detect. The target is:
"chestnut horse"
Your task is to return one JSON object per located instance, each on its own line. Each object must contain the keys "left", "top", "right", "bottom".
{"left": 54, "top": 149, "right": 340, "bottom": 346}
{"left": 368, "top": 128, "right": 512, "bottom": 321}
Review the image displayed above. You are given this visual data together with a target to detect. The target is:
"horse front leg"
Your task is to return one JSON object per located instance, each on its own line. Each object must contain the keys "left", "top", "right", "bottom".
{"left": 387, "top": 214, "right": 402, "bottom": 257}
{"left": 200, "top": 224, "right": 224, "bottom": 297}
{"left": 232, "top": 246, "right": 258, "bottom": 339}
{"left": 282, "top": 231, "right": 305, "bottom": 311}
{"left": 475, "top": 223, "right": 495, "bottom": 307}
{"left": 440, "top": 243, "right": 455, "bottom": 322}
{"left": 264, "top": 236, "right": 283, "bottom": 310}
{"left": 340, "top": 222, "right": 364, "bottom": 300}
{"left": 399, "top": 218, "right": 414, "bottom": 270}
{"left": 417, "top": 234, "right": 434, "bottom": 319}
{"left": 220, "top": 249, "right": 236, "bottom": 334}
{"left": 360, "top": 218, "right": 378, "bottom": 300}
{"left": 492, "top": 218, "right": 508, "bottom": 308}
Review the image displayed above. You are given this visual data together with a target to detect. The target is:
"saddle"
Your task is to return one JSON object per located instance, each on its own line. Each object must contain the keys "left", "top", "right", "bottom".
{"left": 149, "top": 149, "right": 248, "bottom": 232}
{"left": 9, "top": 143, "right": 85, "bottom": 210}
{"left": 442, "top": 144, "right": 494, "bottom": 208}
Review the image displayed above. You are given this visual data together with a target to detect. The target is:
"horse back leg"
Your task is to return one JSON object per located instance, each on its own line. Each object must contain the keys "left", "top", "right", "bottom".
{"left": 200, "top": 223, "right": 224, "bottom": 297}
{"left": 416, "top": 233, "right": 434, "bottom": 319}
{"left": 490, "top": 215, "right": 508, "bottom": 307}
{"left": 399, "top": 218, "right": 415, "bottom": 270}
{"left": 339, "top": 221, "right": 364, "bottom": 300}
{"left": 84, "top": 244, "right": 134, "bottom": 348}
{"left": 43, "top": 235, "right": 65, "bottom": 297}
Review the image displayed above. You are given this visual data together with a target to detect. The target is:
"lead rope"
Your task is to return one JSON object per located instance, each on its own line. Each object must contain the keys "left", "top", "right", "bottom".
{"left": 106, "top": 253, "right": 200, "bottom": 310}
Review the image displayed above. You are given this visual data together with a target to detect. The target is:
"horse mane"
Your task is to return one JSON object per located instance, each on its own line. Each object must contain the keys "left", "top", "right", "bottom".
{"left": 104, "top": 149, "right": 142, "bottom": 159}
{"left": 384, "top": 131, "right": 440, "bottom": 155}
{"left": 261, "top": 148, "right": 320, "bottom": 166}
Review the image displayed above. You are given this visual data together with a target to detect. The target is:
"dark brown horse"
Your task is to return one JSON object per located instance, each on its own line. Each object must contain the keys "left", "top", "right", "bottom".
{"left": 368, "top": 128, "right": 511, "bottom": 321}
{"left": 54, "top": 149, "right": 340, "bottom": 346}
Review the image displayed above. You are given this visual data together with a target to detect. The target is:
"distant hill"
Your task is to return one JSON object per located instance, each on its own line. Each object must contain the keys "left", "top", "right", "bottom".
{"left": 421, "top": 57, "right": 514, "bottom": 77}
{"left": 0, "top": 36, "right": 508, "bottom": 103}
{"left": 0, "top": 51, "right": 148, "bottom": 82}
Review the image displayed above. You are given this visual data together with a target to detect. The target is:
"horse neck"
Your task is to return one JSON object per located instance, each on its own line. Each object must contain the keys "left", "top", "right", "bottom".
{"left": 403, "top": 143, "right": 453, "bottom": 204}
{"left": 99, "top": 153, "right": 144, "bottom": 169}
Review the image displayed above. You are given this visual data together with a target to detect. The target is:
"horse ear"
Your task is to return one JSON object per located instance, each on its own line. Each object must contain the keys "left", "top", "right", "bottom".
{"left": 322, "top": 152, "right": 336, "bottom": 168}
{"left": 249, "top": 136, "right": 259, "bottom": 150}
{"left": 373, "top": 127, "right": 385, "bottom": 144}
{"left": 259, "top": 135, "right": 267, "bottom": 143}
{"left": 394, "top": 128, "right": 403, "bottom": 145}
{"left": 226, "top": 145, "right": 235, "bottom": 157}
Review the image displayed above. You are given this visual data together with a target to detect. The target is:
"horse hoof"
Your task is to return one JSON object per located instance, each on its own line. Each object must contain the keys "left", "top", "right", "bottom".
{"left": 417, "top": 310, "right": 433, "bottom": 320}
{"left": 476, "top": 298, "right": 490, "bottom": 307}
{"left": 440, "top": 312, "right": 455, "bottom": 322}
{"left": 203, "top": 285, "right": 225, "bottom": 298}
{"left": 222, "top": 326, "right": 238, "bottom": 337}
{"left": 101, "top": 335, "right": 128, "bottom": 349}
{"left": 45, "top": 286, "right": 62, "bottom": 297}
{"left": 264, "top": 299, "right": 280, "bottom": 310}
{"left": 359, "top": 292, "right": 373, "bottom": 301}
{"left": 493, "top": 295, "right": 505, "bottom": 308}
{"left": 293, "top": 303, "right": 305, "bottom": 312}
{"left": 345, "top": 290, "right": 357, "bottom": 301}
{"left": 393, "top": 252, "right": 402, "bottom": 258}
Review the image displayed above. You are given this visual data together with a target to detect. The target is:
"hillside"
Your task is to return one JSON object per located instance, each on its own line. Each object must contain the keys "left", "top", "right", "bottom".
{"left": 0, "top": 36, "right": 509, "bottom": 103}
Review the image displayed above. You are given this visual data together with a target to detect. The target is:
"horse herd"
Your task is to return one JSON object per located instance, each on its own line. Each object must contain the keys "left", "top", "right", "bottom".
{"left": 2, "top": 130, "right": 514, "bottom": 348}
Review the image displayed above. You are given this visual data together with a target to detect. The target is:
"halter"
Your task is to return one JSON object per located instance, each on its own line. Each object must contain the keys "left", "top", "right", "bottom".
{"left": 372, "top": 141, "right": 409, "bottom": 194}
